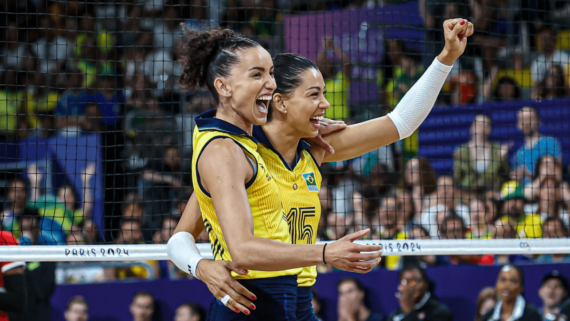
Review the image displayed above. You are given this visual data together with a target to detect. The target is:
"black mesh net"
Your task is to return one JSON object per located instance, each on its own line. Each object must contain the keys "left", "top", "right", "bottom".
{"left": 0, "top": 0, "right": 568, "bottom": 264}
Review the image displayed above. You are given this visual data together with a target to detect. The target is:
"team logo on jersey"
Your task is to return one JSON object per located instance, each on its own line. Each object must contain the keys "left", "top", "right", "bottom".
{"left": 301, "top": 172, "right": 319, "bottom": 192}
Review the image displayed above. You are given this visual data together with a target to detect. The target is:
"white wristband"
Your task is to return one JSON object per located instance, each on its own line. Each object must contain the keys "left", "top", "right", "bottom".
{"left": 167, "top": 231, "right": 205, "bottom": 279}
{"left": 387, "top": 57, "right": 453, "bottom": 139}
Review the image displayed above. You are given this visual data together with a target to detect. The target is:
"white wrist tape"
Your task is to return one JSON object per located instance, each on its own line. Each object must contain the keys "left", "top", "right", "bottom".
{"left": 387, "top": 57, "right": 453, "bottom": 139}
{"left": 167, "top": 231, "right": 205, "bottom": 279}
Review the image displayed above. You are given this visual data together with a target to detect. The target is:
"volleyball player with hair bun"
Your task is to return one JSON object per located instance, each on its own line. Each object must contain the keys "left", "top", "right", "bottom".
{"left": 168, "top": 28, "right": 383, "bottom": 320}
{"left": 169, "top": 19, "right": 473, "bottom": 320}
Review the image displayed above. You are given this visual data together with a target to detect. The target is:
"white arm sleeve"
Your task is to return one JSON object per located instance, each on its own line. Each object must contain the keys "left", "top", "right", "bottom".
{"left": 387, "top": 57, "right": 453, "bottom": 139}
{"left": 167, "top": 231, "right": 205, "bottom": 279}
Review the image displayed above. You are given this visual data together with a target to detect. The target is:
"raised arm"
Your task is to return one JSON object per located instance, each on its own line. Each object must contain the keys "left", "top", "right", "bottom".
{"left": 199, "top": 138, "right": 381, "bottom": 271}
{"left": 318, "top": 37, "right": 351, "bottom": 78}
{"left": 310, "top": 19, "right": 474, "bottom": 164}
{"left": 78, "top": 163, "right": 96, "bottom": 219}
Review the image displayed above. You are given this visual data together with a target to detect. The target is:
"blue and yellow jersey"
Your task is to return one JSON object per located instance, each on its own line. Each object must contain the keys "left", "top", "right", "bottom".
{"left": 253, "top": 126, "right": 322, "bottom": 287}
{"left": 192, "top": 110, "right": 300, "bottom": 280}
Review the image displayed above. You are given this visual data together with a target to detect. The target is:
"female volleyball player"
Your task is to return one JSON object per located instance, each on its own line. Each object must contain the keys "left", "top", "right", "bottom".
{"left": 168, "top": 28, "right": 383, "bottom": 321}
{"left": 169, "top": 19, "right": 473, "bottom": 320}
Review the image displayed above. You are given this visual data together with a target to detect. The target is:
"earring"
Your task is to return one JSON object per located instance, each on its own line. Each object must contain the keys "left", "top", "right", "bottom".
{"left": 284, "top": 110, "right": 287, "bottom": 113}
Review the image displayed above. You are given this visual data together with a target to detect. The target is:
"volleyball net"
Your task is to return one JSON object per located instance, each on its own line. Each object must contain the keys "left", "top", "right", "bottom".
{"left": 1, "top": 0, "right": 570, "bottom": 266}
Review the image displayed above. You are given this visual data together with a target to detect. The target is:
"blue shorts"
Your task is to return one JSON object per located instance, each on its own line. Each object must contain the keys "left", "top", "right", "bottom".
{"left": 296, "top": 286, "right": 318, "bottom": 321}
{"left": 207, "top": 275, "right": 298, "bottom": 321}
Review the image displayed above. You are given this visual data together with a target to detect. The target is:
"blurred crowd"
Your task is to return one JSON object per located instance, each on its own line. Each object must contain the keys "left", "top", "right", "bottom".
{"left": 0, "top": 0, "right": 569, "bottom": 285}
{"left": 56, "top": 264, "right": 570, "bottom": 321}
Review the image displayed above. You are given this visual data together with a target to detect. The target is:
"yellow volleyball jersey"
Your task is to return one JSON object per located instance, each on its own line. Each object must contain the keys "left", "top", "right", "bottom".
{"left": 253, "top": 126, "right": 322, "bottom": 287}
{"left": 192, "top": 110, "right": 300, "bottom": 280}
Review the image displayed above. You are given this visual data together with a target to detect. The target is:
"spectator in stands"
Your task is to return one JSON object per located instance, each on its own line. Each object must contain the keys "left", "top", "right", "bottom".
{"left": 524, "top": 155, "right": 570, "bottom": 201}
{"left": 337, "top": 277, "right": 384, "bottom": 321}
{"left": 316, "top": 37, "right": 351, "bottom": 121}
{"left": 182, "top": 0, "right": 213, "bottom": 31}
{"left": 76, "top": 37, "right": 98, "bottom": 89}
{"left": 536, "top": 217, "right": 570, "bottom": 264}
{"left": 153, "top": 7, "right": 183, "bottom": 51}
{"left": 0, "top": 70, "right": 25, "bottom": 139}
{"left": 174, "top": 302, "right": 206, "bottom": 321}
{"left": 55, "top": 64, "right": 91, "bottom": 136}
{"left": 352, "top": 186, "right": 380, "bottom": 236}
{"left": 400, "top": 225, "right": 438, "bottom": 267}
{"left": 499, "top": 181, "right": 542, "bottom": 239}
{"left": 396, "top": 192, "right": 415, "bottom": 231}
{"left": 80, "top": 219, "right": 100, "bottom": 245}
{"left": 153, "top": 216, "right": 178, "bottom": 244}
{"left": 402, "top": 157, "right": 437, "bottom": 218}
{"left": 130, "top": 291, "right": 154, "bottom": 321}
{"left": 388, "top": 264, "right": 453, "bottom": 321}
{"left": 492, "top": 219, "right": 532, "bottom": 266}
{"left": 377, "top": 197, "right": 403, "bottom": 240}
{"left": 116, "top": 218, "right": 144, "bottom": 245}
{"left": 64, "top": 296, "right": 89, "bottom": 321}
{"left": 311, "top": 289, "right": 324, "bottom": 321}
{"left": 317, "top": 184, "right": 333, "bottom": 241}
{"left": 450, "top": 71, "right": 478, "bottom": 105}
{"left": 385, "top": 48, "right": 424, "bottom": 110}
{"left": 0, "top": 231, "right": 27, "bottom": 319}
{"left": 1, "top": 178, "right": 38, "bottom": 236}
{"left": 483, "top": 71, "right": 522, "bottom": 102}
{"left": 512, "top": 107, "right": 562, "bottom": 185}
{"left": 534, "top": 65, "right": 569, "bottom": 100}
{"left": 559, "top": 298, "right": 570, "bottom": 321}
{"left": 475, "top": 287, "right": 497, "bottom": 321}
{"left": 454, "top": 114, "right": 510, "bottom": 199}
{"left": 481, "top": 264, "right": 541, "bottom": 321}
{"left": 421, "top": 176, "right": 470, "bottom": 238}
{"left": 531, "top": 26, "right": 569, "bottom": 84}
{"left": 93, "top": 76, "right": 125, "bottom": 129}
{"left": 469, "top": 0, "right": 508, "bottom": 71}
{"left": 35, "top": 163, "right": 96, "bottom": 242}
{"left": 142, "top": 146, "right": 191, "bottom": 230}
{"left": 122, "top": 193, "right": 153, "bottom": 241}
{"left": 79, "top": 103, "right": 103, "bottom": 134}
{"left": 468, "top": 198, "right": 496, "bottom": 239}
{"left": 66, "top": 225, "right": 85, "bottom": 245}
{"left": 439, "top": 214, "right": 466, "bottom": 240}
{"left": 377, "top": 39, "right": 404, "bottom": 101}
{"left": 1, "top": 21, "right": 26, "bottom": 69}
{"left": 439, "top": 214, "right": 484, "bottom": 265}
{"left": 32, "top": 16, "right": 74, "bottom": 73}
{"left": 535, "top": 178, "right": 568, "bottom": 225}
{"left": 538, "top": 271, "right": 569, "bottom": 321}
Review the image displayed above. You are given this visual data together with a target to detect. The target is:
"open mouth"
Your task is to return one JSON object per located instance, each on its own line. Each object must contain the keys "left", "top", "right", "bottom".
{"left": 309, "top": 115, "right": 323, "bottom": 128}
{"left": 256, "top": 95, "right": 271, "bottom": 114}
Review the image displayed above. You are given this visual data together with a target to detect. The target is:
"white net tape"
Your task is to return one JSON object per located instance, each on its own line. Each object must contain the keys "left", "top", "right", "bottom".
{"left": 1, "top": 239, "right": 569, "bottom": 262}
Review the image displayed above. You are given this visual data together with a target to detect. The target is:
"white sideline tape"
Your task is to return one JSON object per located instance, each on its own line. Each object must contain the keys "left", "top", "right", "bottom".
{"left": 0, "top": 239, "right": 568, "bottom": 262}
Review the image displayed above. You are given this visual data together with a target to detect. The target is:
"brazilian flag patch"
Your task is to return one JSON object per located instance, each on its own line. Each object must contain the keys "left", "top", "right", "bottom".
{"left": 302, "top": 172, "right": 319, "bottom": 192}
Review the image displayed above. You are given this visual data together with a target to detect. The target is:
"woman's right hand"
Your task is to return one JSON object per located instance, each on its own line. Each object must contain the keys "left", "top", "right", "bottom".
{"left": 195, "top": 260, "right": 256, "bottom": 315}
{"left": 324, "top": 229, "right": 382, "bottom": 273}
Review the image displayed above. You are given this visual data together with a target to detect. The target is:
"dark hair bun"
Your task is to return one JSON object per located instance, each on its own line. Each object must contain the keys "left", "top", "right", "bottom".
{"left": 178, "top": 27, "right": 236, "bottom": 91}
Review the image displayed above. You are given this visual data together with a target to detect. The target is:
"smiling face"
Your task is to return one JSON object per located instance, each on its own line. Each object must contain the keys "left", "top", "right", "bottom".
{"left": 496, "top": 266, "right": 523, "bottom": 304}
{"left": 219, "top": 46, "right": 276, "bottom": 126}
{"left": 277, "top": 68, "right": 330, "bottom": 138}
{"left": 517, "top": 108, "right": 539, "bottom": 137}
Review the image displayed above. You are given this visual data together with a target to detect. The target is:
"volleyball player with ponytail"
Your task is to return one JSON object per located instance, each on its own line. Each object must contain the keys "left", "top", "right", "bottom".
{"left": 167, "top": 28, "right": 383, "bottom": 320}
{"left": 169, "top": 18, "right": 473, "bottom": 320}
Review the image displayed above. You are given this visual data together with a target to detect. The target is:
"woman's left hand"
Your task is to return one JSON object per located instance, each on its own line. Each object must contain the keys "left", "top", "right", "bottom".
{"left": 305, "top": 118, "right": 347, "bottom": 154}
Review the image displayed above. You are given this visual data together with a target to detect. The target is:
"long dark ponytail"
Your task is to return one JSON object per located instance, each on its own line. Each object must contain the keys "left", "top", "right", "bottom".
{"left": 269, "top": 53, "right": 318, "bottom": 120}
